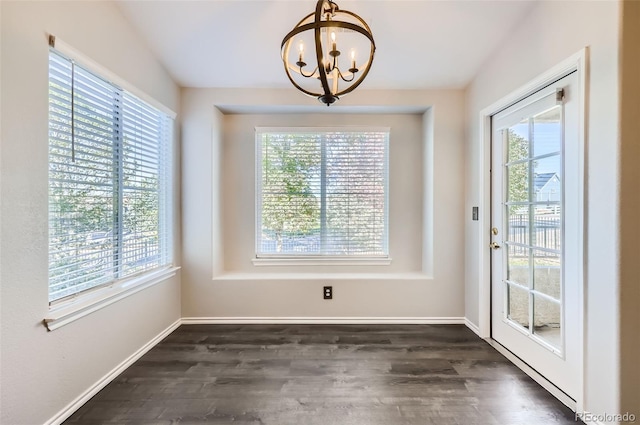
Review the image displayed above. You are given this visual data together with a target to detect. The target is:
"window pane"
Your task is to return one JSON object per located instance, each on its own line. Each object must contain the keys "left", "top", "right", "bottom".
{"left": 259, "top": 133, "right": 321, "bottom": 254}
{"left": 533, "top": 249, "right": 561, "bottom": 299}
{"left": 532, "top": 106, "right": 562, "bottom": 157}
{"left": 257, "top": 129, "right": 388, "bottom": 256}
{"left": 48, "top": 52, "right": 118, "bottom": 301}
{"left": 325, "top": 131, "right": 386, "bottom": 255}
{"left": 121, "top": 93, "right": 169, "bottom": 275}
{"left": 533, "top": 294, "right": 561, "bottom": 350}
{"left": 507, "top": 246, "right": 529, "bottom": 287}
{"left": 507, "top": 282, "right": 530, "bottom": 330}
{"left": 533, "top": 204, "right": 561, "bottom": 251}
{"left": 507, "top": 205, "right": 529, "bottom": 246}
{"left": 507, "top": 124, "right": 529, "bottom": 163}
{"left": 507, "top": 161, "right": 529, "bottom": 202}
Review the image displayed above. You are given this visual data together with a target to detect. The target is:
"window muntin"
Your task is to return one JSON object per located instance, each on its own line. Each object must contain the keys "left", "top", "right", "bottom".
{"left": 48, "top": 50, "right": 172, "bottom": 302}
{"left": 256, "top": 128, "right": 389, "bottom": 257}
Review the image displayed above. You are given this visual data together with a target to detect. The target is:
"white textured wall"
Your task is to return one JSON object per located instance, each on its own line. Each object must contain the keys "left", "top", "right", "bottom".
{"left": 181, "top": 88, "right": 466, "bottom": 319}
{"left": 464, "top": 0, "right": 621, "bottom": 418}
{"left": 0, "top": 2, "right": 181, "bottom": 424}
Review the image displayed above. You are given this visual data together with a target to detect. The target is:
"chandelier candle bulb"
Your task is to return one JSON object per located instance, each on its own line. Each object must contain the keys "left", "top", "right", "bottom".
{"left": 281, "top": 0, "right": 375, "bottom": 106}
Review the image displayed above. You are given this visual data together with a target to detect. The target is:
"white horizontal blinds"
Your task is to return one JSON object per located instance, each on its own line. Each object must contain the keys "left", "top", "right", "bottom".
{"left": 120, "top": 93, "right": 172, "bottom": 276}
{"left": 259, "top": 132, "right": 322, "bottom": 254}
{"left": 48, "top": 50, "right": 172, "bottom": 302}
{"left": 325, "top": 131, "right": 388, "bottom": 255}
{"left": 49, "top": 51, "right": 118, "bottom": 301}
{"left": 257, "top": 129, "right": 388, "bottom": 256}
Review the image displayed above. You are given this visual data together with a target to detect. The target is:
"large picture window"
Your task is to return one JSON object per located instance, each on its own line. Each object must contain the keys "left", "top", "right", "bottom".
{"left": 256, "top": 128, "right": 389, "bottom": 257}
{"left": 48, "top": 50, "right": 173, "bottom": 302}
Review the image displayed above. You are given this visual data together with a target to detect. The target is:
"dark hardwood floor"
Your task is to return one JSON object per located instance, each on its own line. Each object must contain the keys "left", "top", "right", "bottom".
{"left": 65, "top": 324, "right": 582, "bottom": 424}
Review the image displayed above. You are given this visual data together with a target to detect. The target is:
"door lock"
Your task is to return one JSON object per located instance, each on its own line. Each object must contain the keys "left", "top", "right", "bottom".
{"left": 489, "top": 242, "right": 501, "bottom": 250}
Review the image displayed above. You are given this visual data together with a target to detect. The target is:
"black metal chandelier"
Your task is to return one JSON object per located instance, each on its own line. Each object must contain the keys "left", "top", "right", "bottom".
{"left": 281, "top": 0, "right": 376, "bottom": 106}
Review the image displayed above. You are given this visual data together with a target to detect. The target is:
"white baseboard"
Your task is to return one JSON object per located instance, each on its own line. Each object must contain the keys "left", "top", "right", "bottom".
{"left": 487, "top": 339, "right": 577, "bottom": 412}
{"left": 181, "top": 316, "right": 466, "bottom": 325}
{"left": 45, "top": 318, "right": 181, "bottom": 425}
{"left": 464, "top": 318, "right": 481, "bottom": 336}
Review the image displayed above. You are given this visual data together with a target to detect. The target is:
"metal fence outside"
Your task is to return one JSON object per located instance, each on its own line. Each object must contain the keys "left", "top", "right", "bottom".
{"left": 508, "top": 213, "right": 561, "bottom": 256}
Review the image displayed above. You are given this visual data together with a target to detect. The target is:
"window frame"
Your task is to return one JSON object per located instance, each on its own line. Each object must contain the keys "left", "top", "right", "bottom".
{"left": 254, "top": 127, "right": 390, "bottom": 263}
{"left": 45, "top": 39, "right": 178, "bottom": 329}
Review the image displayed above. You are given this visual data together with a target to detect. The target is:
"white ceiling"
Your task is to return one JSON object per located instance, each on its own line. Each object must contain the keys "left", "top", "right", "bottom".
{"left": 115, "top": 0, "right": 536, "bottom": 90}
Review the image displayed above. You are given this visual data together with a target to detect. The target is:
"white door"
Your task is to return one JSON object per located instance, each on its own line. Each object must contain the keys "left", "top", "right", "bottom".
{"left": 490, "top": 72, "right": 581, "bottom": 400}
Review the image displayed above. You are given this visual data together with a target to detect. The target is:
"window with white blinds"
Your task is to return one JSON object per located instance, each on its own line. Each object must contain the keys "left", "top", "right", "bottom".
{"left": 256, "top": 128, "right": 389, "bottom": 257}
{"left": 48, "top": 50, "right": 173, "bottom": 303}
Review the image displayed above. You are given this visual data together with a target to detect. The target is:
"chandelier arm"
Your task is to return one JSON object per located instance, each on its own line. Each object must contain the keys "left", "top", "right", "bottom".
{"left": 283, "top": 65, "right": 323, "bottom": 98}
{"left": 336, "top": 68, "right": 355, "bottom": 83}
{"left": 299, "top": 65, "right": 319, "bottom": 78}
{"left": 335, "top": 51, "right": 374, "bottom": 96}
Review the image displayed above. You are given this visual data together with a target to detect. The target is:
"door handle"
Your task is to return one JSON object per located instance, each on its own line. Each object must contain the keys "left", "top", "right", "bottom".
{"left": 489, "top": 242, "right": 501, "bottom": 250}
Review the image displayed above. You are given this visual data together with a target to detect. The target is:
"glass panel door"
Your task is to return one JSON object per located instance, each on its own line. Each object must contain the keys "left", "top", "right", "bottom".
{"left": 490, "top": 71, "right": 581, "bottom": 401}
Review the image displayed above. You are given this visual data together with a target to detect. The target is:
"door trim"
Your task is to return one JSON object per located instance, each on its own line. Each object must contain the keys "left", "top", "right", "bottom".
{"left": 476, "top": 48, "right": 588, "bottom": 412}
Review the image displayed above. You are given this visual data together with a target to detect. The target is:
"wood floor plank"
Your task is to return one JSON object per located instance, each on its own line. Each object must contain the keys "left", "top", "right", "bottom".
{"left": 64, "top": 325, "right": 582, "bottom": 424}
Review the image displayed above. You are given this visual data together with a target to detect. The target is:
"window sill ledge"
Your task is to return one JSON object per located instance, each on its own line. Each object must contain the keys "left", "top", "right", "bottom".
{"left": 44, "top": 266, "right": 180, "bottom": 331}
{"left": 213, "top": 271, "right": 430, "bottom": 281}
{"left": 252, "top": 257, "right": 392, "bottom": 267}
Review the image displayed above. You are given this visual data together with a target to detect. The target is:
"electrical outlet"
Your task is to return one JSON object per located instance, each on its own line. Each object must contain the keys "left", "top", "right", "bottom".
{"left": 323, "top": 286, "right": 332, "bottom": 300}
